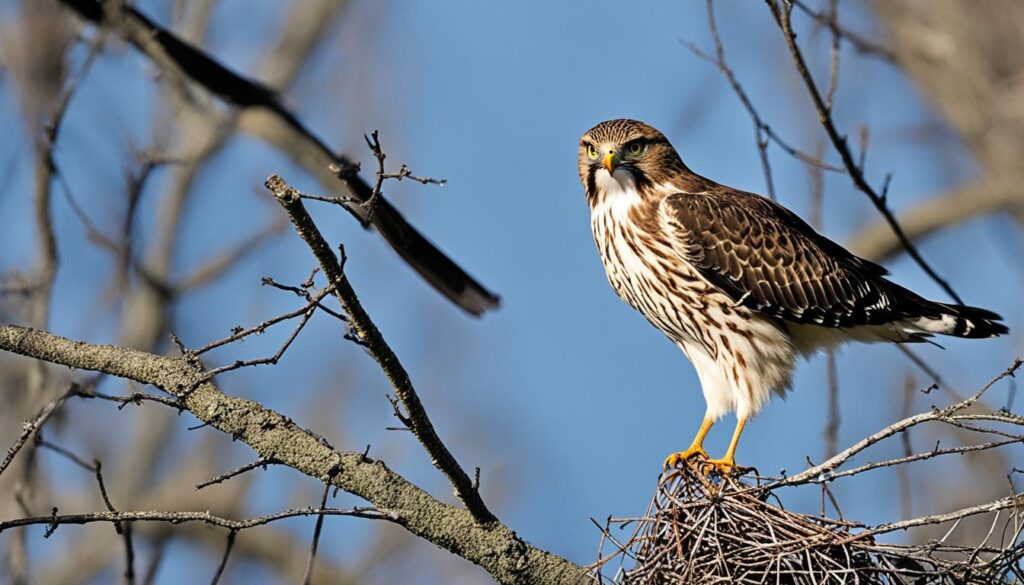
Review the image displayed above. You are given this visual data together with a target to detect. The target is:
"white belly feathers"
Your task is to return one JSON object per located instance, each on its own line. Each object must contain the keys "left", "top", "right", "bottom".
{"left": 588, "top": 184, "right": 797, "bottom": 420}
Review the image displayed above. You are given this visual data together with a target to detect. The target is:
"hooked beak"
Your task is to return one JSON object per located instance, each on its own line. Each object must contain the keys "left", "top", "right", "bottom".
{"left": 603, "top": 151, "right": 617, "bottom": 173}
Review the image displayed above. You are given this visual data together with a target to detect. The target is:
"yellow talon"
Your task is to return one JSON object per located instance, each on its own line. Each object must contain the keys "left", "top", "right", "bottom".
{"left": 663, "top": 415, "right": 715, "bottom": 469}
{"left": 698, "top": 416, "right": 750, "bottom": 477}
{"left": 699, "top": 456, "right": 743, "bottom": 477}
{"left": 663, "top": 445, "right": 710, "bottom": 469}
{"left": 663, "top": 414, "right": 751, "bottom": 477}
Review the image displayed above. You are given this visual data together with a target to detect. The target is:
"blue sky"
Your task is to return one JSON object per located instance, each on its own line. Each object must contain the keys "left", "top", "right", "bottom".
{"left": 2, "top": 1, "right": 1021, "bottom": 583}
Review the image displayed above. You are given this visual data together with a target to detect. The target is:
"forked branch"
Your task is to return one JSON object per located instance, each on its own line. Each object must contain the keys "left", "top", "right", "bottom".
{"left": 765, "top": 0, "right": 964, "bottom": 304}
{"left": 0, "top": 325, "right": 586, "bottom": 585}
{"left": 264, "top": 174, "right": 496, "bottom": 525}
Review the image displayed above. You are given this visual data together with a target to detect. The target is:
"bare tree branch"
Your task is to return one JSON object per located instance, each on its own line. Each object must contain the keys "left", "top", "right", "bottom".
{"left": 1, "top": 506, "right": 388, "bottom": 533}
{"left": 848, "top": 492, "right": 1024, "bottom": 542}
{"left": 791, "top": 0, "right": 898, "bottom": 63}
{"left": 0, "top": 384, "right": 77, "bottom": 478}
{"left": 777, "top": 357, "right": 1022, "bottom": 487}
{"left": 847, "top": 178, "right": 1023, "bottom": 263}
{"left": 302, "top": 484, "right": 332, "bottom": 585}
{"left": 765, "top": 0, "right": 965, "bottom": 304}
{"left": 0, "top": 324, "right": 587, "bottom": 585}
{"left": 195, "top": 458, "right": 280, "bottom": 491}
{"left": 56, "top": 0, "right": 500, "bottom": 316}
{"left": 681, "top": 1, "right": 843, "bottom": 204}
{"left": 209, "top": 530, "right": 236, "bottom": 585}
{"left": 265, "top": 174, "right": 497, "bottom": 525}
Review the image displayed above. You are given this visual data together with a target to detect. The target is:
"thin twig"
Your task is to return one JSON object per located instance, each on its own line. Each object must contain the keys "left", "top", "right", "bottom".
{"left": 193, "top": 284, "right": 337, "bottom": 355}
{"left": 823, "top": 0, "right": 841, "bottom": 110}
{"left": 45, "top": 31, "right": 105, "bottom": 144}
{"left": 209, "top": 531, "right": 236, "bottom": 585}
{"left": 360, "top": 130, "right": 446, "bottom": 225}
{"left": 265, "top": 174, "right": 496, "bottom": 525}
{"left": 777, "top": 358, "right": 1022, "bottom": 487}
{"left": 196, "top": 458, "right": 280, "bottom": 490}
{"left": 194, "top": 307, "right": 316, "bottom": 383}
{"left": 791, "top": 0, "right": 898, "bottom": 63}
{"left": 94, "top": 461, "right": 135, "bottom": 585}
{"left": 850, "top": 493, "right": 1024, "bottom": 542}
{"left": 683, "top": 3, "right": 843, "bottom": 177}
{"left": 765, "top": 0, "right": 964, "bottom": 304}
{"left": 261, "top": 276, "right": 348, "bottom": 321}
{"left": 2, "top": 507, "right": 390, "bottom": 533}
{"left": 703, "top": 0, "right": 774, "bottom": 199}
{"left": 301, "top": 484, "right": 332, "bottom": 585}
{"left": 76, "top": 389, "right": 183, "bottom": 410}
{"left": 0, "top": 384, "right": 78, "bottom": 477}
{"left": 35, "top": 438, "right": 95, "bottom": 471}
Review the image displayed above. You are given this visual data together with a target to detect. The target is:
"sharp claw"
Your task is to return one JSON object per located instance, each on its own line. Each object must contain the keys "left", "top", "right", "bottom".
{"left": 699, "top": 458, "right": 748, "bottom": 478}
{"left": 662, "top": 451, "right": 750, "bottom": 477}
{"left": 662, "top": 447, "right": 710, "bottom": 469}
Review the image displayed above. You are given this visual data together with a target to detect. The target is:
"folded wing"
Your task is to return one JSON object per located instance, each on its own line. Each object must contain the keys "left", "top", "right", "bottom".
{"left": 659, "top": 189, "right": 926, "bottom": 329}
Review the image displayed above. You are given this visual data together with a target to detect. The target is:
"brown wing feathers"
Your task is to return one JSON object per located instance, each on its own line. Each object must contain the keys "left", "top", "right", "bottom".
{"left": 661, "top": 189, "right": 927, "bottom": 329}
{"left": 584, "top": 118, "right": 1005, "bottom": 339}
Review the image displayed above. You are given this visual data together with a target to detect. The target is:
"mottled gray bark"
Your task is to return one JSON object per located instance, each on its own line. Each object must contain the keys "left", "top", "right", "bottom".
{"left": 0, "top": 325, "right": 588, "bottom": 585}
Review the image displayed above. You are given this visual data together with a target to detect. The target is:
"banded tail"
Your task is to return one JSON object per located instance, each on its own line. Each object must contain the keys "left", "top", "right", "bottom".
{"left": 913, "top": 302, "right": 1008, "bottom": 339}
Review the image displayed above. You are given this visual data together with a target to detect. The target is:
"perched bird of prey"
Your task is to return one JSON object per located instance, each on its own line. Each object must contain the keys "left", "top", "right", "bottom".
{"left": 578, "top": 119, "right": 1008, "bottom": 474}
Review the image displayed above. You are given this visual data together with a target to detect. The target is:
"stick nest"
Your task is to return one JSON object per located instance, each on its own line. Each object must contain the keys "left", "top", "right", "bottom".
{"left": 594, "top": 465, "right": 1022, "bottom": 584}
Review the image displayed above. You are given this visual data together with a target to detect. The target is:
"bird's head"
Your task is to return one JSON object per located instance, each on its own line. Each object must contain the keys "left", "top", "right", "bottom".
{"left": 578, "top": 119, "right": 686, "bottom": 203}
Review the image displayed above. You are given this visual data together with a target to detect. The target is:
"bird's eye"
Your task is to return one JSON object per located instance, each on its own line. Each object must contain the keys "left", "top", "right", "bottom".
{"left": 586, "top": 144, "right": 599, "bottom": 160}
{"left": 627, "top": 141, "right": 646, "bottom": 156}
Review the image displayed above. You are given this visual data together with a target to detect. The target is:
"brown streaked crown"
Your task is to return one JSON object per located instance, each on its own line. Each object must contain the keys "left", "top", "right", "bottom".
{"left": 583, "top": 119, "right": 666, "bottom": 144}
{"left": 578, "top": 119, "right": 692, "bottom": 202}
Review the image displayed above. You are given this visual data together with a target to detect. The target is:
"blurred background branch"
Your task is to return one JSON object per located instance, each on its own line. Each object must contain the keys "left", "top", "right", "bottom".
{"left": 56, "top": 0, "right": 499, "bottom": 315}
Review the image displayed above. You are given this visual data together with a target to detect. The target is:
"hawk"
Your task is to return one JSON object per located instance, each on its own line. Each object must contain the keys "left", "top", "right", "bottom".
{"left": 578, "top": 119, "right": 1008, "bottom": 474}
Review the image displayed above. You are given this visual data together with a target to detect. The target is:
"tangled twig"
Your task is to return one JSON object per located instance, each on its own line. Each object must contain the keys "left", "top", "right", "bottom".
{"left": 594, "top": 359, "right": 1024, "bottom": 584}
{"left": 596, "top": 466, "right": 1023, "bottom": 584}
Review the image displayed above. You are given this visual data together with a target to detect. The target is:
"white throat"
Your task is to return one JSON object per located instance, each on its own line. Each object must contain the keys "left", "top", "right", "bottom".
{"left": 595, "top": 167, "right": 636, "bottom": 196}
{"left": 591, "top": 168, "right": 641, "bottom": 217}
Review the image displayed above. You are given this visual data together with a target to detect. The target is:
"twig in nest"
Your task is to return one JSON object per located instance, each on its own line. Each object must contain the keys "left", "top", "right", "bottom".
{"left": 595, "top": 465, "right": 1022, "bottom": 584}
{"left": 594, "top": 359, "right": 1024, "bottom": 584}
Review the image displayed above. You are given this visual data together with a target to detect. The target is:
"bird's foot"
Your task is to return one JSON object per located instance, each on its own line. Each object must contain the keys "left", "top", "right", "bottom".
{"left": 662, "top": 445, "right": 710, "bottom": 469}
{"left": 698, "top": 456, "right": 750, "bottom": 478}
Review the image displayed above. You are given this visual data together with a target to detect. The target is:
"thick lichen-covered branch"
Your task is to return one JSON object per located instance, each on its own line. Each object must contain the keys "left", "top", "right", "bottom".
{"left": 0, "top": 325, "right": 587, "bottom": 585}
